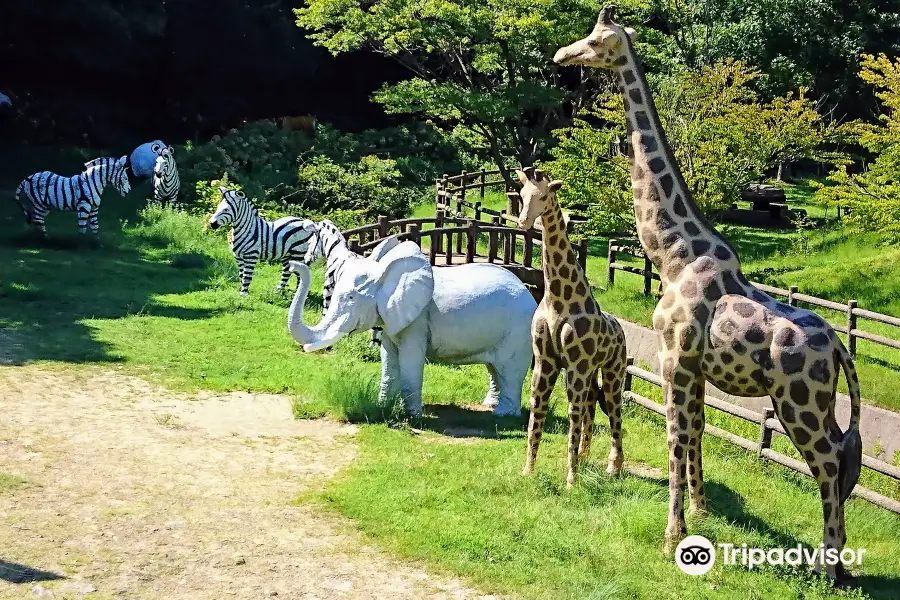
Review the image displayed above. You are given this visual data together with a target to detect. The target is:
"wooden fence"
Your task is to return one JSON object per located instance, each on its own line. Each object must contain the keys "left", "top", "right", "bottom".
{"left": 608, "top": 239, "right": 900, "bottom": 359}
{"left": 624, "top": 358, "right": 900, "bottom": 514}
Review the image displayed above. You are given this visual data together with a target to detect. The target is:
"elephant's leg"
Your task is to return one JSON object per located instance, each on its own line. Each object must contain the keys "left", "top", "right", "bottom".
{"left": 379, "top": 336, "right": 400, "bottom": 406}
{"left": 494, "top": 349, "right": 529, "bottom": 417}
{"left": 483, "top": 364, "right": 501, "bottom": 408}
{"left": 397, "top": 322, "right": 428, "bottom": 415}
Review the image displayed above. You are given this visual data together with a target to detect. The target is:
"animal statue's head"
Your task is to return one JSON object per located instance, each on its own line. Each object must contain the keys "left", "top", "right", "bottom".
{"left": 209, "top": 187, "right": 251, "bottom": 230}
{"left": 515, "top": 167, "right": 563, "bottom": 231}
{"left": 553, "top": 5, "right": 637, "bottom": 70}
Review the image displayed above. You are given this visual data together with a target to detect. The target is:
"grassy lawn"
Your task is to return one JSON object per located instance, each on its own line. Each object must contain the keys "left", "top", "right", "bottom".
{"left": 2, "top": 152, "right": 900, "bottom": 599}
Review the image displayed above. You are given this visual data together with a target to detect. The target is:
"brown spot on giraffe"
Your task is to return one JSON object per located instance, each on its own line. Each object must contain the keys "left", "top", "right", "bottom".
{"left": 516, "top": 168, "right": 628, "bottom": 486}
{"left": 554, "top": 6, "right": 864, "bottom": 578}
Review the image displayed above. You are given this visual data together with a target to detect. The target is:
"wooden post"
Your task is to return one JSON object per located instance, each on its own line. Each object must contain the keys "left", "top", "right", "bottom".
{"left": 455, "top": 210, "right": 463, "bottom": 254}
{"left": 577, "top": 239, "right": 588, "bottom": 273}
{"left": 848, "top": 299, "right": 858, "bottom": 357}
{"left": 488, "top": 218, "right": 499, "bottom": 263}
{"left": 504, "top": 231, "right": 514, "bottom": 264}
{"left": 506, "top": 191, "right": 520, "bottom": 219}
{"left": 378, "top": 215, "right": 389, "bottom": 240}
{"left": 435, "top": 178, "right": 442, "bottom": 212}
{"left": 758, "top": 408, "right": 774, "bottom": 458}
{"left": 445, "top": 230, "right": 454, "bottom": 265}
{"left": 460, "top": 170, "right": 467, "bottom": 202}
{"left": 474, "top": 201, "right": 482, "bottom": 222}
{"left": 479, "top": 169, "right": 486, "bottom": 199}
{"left": 607, "top": 239, "right": 616, "bottom": 287}
{"left": 788, "top": 285, "right": 798, "bottom": 306}
{"left": 409, "top": 223, "right": 421, "bottom": 249}
{"left": 429, "top": 229, "right": 438, "bottom": 266}
{"left": 623, "top": 357, "right": 634, "bottom": 397}
{"left": 643, "top": 254, "right": 653, "bottom": 297}
{"left": 435, "top": 210, "right": 445, "bottom": 254}
{"left": 466, "top": 220, "right": 477, "bottom": 263}
{"left": 523, "top": 230, "right": 534, "bottom": 268}
{"left": 440, "top": 174, "right": 449, "bottom": 210}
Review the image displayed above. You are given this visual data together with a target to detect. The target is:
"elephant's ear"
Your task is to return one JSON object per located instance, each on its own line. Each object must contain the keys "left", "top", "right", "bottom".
{"left": 369, "top": 235, "right": 401, "bottom": 262}
{"left": 374, "top": 241, "right": 434, "bottom": 337}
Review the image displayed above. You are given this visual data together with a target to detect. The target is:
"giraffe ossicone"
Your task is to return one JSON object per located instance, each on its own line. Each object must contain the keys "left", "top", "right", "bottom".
{"left": 555, "top": 5, "right": 863, "bottom": 580}
{"left": 516, "top": 167, "right": 628, "bottom": 486}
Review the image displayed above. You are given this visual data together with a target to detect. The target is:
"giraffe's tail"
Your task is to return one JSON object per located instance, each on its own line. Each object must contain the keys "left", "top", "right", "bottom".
{"left": 835, "top": 338, "right": 862, "bottom": 503}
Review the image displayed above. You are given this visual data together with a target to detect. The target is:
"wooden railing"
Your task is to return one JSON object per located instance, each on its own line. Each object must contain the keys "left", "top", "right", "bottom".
{"left": 608, "top": 239, "right": 900, "bottom": 359}
{"left": 624, "top": 358, "right": 900, "bottom": 514}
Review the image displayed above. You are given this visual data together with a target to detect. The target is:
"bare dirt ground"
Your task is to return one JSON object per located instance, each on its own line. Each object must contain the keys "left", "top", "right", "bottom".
{"left": 0, "top": 365, "right": 503, "bottom": 600}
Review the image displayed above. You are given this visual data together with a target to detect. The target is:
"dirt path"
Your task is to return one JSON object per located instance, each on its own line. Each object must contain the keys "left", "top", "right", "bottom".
{"left": 0, "top": 366, "right": 501, "bottom": 600}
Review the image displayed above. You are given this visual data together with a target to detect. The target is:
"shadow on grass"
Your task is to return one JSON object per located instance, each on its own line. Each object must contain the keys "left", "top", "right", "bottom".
{"left": 418, "top": 403, "right": 526, "bottom": 439}
{"left": 0, "top": 195, "right": 219, "bottom": 365}
{"left": 0, "top": 559, "right": 65, "bottom": 584}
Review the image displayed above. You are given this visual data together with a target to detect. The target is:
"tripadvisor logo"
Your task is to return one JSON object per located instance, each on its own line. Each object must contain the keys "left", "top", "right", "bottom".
{"left": 675, "top": 535, "right": 865, "bottom": 575}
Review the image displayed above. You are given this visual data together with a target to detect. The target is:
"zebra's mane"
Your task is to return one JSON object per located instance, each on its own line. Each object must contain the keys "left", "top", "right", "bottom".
{"left": 82, "top": 156, "right": 126, "bottom": 180}
{"left": 225, "top": 190, "right": 260, "bottom": 217}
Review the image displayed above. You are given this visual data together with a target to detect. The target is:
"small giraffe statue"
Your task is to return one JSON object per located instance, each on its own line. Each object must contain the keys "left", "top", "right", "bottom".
{"left": 554, "top": 6, "right": 862, "bottom": 578}
{"left": 516, "top": 167, "right": 628, "bottom": 486}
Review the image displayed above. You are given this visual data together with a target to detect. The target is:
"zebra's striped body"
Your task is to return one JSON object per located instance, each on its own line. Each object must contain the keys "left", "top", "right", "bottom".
{"left": 14, "top": 155, "right": 130, "bottom": 235}
{"left": 305, "top": 219, "right": 383, "bottom": 344}
{"left": 152, "top": 145, "right": 180, "bottom": 205}
{"left": 209, "top": 187, "right": 316, "bottom": 295}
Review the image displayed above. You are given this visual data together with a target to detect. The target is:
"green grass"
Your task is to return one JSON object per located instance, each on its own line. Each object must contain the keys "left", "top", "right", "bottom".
{"left": 0, "top": 473, "right": 26, "bottom": 493}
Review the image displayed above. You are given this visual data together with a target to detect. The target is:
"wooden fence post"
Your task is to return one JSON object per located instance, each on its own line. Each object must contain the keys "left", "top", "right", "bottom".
{"left": 474, "top": 201, "right": 482, "bottom": 222}
{"left": 479, "top": 169, "right": 486, "bottom": 199}
{"left": 788, "top": 285, "right": 798, "bottom": 306}
{"left": 848, "top": 299, "right": 858, "bottom": 357}
{"left": 435, "top": 179, "right": 442, "bottom": 212}
{"left": 455, "top": 208, "right": 464, "bottom": 254}
{"left": 506, "top": 191, "right": 520, "bottom": 219}
{"left": 577, "top": 239, "right": 588, "bottom": 273}
{"left": 409, "top": 223, "right": 421, "bottom": 249}
{"left": 460, "top": 170, "right": 467, "bottom": 202}
{"left": 488, "top": 217, "right": 500, "bottom": 263}
{"left": 523, "top": 230, "right": 534, "bottom": 268}
{"left": 643, "top": 254, "right": 653, "bottom": 297}
{"left": 440, "top": 174, "right": 449, "bottom": 210}
{"left": 446, "top": 229, "right": 454, "bottom": 265}
{"left": 435, "top": 210, "right": 445, "bottom": 254}
{"left": 349, "top": 239, "right": 361, "bottom": 255}
{"left": 623, "top": 357, "right": 634, "bottom": 397}
{"left": 607, "top": 239, "right": 617, "bottom": 287}
{"left": 378, "top": 215, "right": 389, "bottom": 240}
{"left": 429, "top": 229, "right": 438, "bottom": 266}
{"left": 504, "top": 231, "right": 514, "bottom": 264}
{"left": 466, "top": 220, "right": 477, "bottom": 263}
{"left": 758, "top": 408, "right": 774, "bottom": 458}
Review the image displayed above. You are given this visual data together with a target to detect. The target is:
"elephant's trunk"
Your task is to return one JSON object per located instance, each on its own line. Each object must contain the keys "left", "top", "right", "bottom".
{"left": 287, "top": 262, "right": 354, "bottom": 352}
{"left": 287, "top": 263, "right": 316, "bottom": 346}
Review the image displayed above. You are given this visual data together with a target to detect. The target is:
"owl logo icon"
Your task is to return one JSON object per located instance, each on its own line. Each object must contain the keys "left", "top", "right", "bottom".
{"left": 675, "top": 535, "right": 716, "bottom": 575}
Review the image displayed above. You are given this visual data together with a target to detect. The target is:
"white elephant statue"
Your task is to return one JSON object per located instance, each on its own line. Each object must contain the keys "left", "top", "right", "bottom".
{"left": 287, "top": 236, "right": 537, "bottom": 416}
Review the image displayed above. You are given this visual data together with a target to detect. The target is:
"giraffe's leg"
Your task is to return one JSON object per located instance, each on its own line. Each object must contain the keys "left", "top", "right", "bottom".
{"left": 276, "top": 261, "right": 291, "bottom": 292}
{"left": 565, "top": 372, "right": 592, "bottom": 487}
{"left": 577, "top": 378, "right": 598, "bottom": 465}
{"left": 686, "top": 377, "right": 707, "bottom": 516}
{"left": 662, "top": 364, "right": 695, "bottom": 555}
{"left": 773, "top": 391, "right": 845, "bottom": 579}
{"left": 601, "top": 363, "right": 625, "bottom": 476}
{"left": 523, "top": 355, "right": 559, "bottom": 476}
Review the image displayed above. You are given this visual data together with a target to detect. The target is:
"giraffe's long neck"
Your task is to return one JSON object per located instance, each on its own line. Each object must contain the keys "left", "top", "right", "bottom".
{"left": 541, "top": 195, "right": 591, "bottom": 305}
{"left": 614, "top": 40, "right": 740, "bottom": 284}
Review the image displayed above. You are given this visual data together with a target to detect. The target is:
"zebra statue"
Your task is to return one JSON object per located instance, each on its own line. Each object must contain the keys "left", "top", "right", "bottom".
{"left": 208, "top": 187, "right": 317, "bottom": 295}
{"left": 151, "top": 144, "right": 180, "bottom": 205}
{"left": 14, "top": 156, "right": 130, "bottom": 235}
{"left": 303, "top": 219, "right": 383, "bottom": 346}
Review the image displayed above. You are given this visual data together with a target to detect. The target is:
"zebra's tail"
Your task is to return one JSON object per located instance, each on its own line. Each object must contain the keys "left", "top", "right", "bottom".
{"left": 14, "top": 180, "right": 33, "bottom": 223}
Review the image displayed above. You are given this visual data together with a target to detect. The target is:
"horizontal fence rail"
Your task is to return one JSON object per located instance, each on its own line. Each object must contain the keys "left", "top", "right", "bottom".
{"left": 607, "top": 239, "right": 900, "bottom": 359}
{"left": 623, "top": 358, "right": 900, "bottom": 515}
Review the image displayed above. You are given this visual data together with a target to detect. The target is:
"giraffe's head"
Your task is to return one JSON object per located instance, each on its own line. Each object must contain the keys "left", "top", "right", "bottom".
{"left": 515, "top": 167, "right": 563, "bottom": 230}
{"left": 553, "top": 5, "right": 637, "bottom": 70}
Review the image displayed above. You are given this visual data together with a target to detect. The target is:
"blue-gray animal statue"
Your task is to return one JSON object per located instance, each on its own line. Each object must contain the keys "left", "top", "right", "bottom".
{"left": 130, "top": 140, "right": 166, "bottom": 178}
{"left": 287, "top": 236, "right": 537, "bottom": 416}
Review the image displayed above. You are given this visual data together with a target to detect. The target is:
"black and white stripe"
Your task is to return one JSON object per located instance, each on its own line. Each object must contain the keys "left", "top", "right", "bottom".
{"left": 209, "top": 187, "right": 317, "bottom": 295}
{"left": 14, "top": 155, "right": 130, "bottom": 235}
{"left": 151, "top": 144, "right": 180, "bottom": 205}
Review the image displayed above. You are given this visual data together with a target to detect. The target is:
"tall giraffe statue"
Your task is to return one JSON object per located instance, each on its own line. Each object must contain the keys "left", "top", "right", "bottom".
{"left": 516, "top": 167, "right": 628, "bottom": 486}
{"left": 554, "top": 6, "right": 862, "bottom": 578}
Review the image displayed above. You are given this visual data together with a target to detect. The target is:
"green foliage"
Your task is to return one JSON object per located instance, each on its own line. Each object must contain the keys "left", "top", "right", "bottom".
{"left": 314, "top": 362, "right": 407, "bottom": 424}
{"left": 296, "top": 0, "right": 655, "bottom": 175}
{"left": 547, "top": 60, "right": 848, "bottom": 233}
{"left": 814, "top": 54, "right": 900, "bottom": 244}
{"left": 194, "top": 172, "right": 242, "bottom": 214}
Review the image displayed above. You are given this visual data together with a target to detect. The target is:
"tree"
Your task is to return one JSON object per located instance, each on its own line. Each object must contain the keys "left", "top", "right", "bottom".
{"left": 814, "top": 54, "right": 900, "bottom": 243}
{"left": 295, "top": 0, "right": 655, "bottom": 183}
{"left": 546, "top": 60, "right": 848, "bottom": 234}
